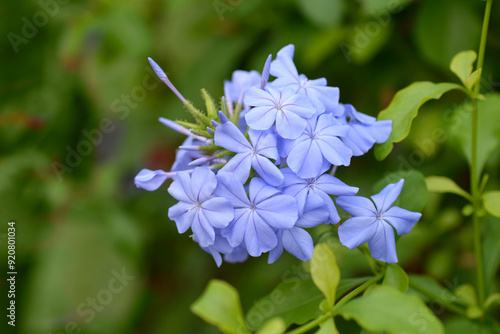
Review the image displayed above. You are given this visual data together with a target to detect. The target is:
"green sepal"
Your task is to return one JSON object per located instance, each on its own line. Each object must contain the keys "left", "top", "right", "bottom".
{"left": 190, "top": 128, "right": 213, "bottom": 139}
{"left": 175, "top": 120, "right": 206, "bottom": 131}
{"left": 202, "top": 88, "right": 218, "bottom": 120}
{"left": 184, "top": 100, "right": 213, "bottom": 128}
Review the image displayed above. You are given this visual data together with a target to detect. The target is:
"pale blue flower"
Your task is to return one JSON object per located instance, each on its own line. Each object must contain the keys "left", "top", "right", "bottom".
{"left": 336, "top": 179, "right": 421, "bottom": 263}
{"left": 215, "top": 172, "right": 298, "bottom": 257}
{"left": 214, "top": 111, "right": 283, "bottom": 186}
{"left": 244, "top": 86, "right": 316, "bottom": 139}
{"left": 338, "top": 104, "right": 392, "bottom": 156}
{"left": 286, "top": 114, "right": 353, "bottom": 178}
{"left": 168, "top": 167, "right": 234, "bottom": 248}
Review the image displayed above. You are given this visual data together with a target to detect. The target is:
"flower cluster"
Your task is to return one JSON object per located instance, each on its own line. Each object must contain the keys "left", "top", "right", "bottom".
{"left": 134, "top": 45, "right": 421, "bottom": 265}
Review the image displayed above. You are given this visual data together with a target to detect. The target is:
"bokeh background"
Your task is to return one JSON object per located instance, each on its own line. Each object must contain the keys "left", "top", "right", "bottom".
{"left": 1, "top": 0, "right": 499, "bottom": 333}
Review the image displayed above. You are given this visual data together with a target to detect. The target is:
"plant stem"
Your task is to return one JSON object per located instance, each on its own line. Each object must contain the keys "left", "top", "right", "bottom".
{"left": 285, "top": 273, "right": 384, "bottom": 334}
{"left": 333, "top": 273, "right": 384, "bottom": 313}
{"left": 471, "top": 0, "right": 492, "bottom": 308}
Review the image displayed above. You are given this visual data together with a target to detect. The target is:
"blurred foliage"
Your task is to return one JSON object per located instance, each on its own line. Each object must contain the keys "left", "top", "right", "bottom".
{"left": 0, "top": 0, "right": 499, "bottom": 333}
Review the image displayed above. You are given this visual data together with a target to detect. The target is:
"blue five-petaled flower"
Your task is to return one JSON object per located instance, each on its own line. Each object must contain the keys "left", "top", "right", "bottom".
{"left": 167, "top": 167, "right": 234, "bottom": 248}
{"left": 335, "top": 179, "right": 422, "bottom": 263}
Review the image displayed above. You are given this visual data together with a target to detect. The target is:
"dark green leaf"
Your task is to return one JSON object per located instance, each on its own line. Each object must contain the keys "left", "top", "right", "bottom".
{"left": 191, "top": 280, "right": 249, "bottom": 334}
{"left": 408, "top": 275, "right": 467, "bottom": 307}
{"left": 483, "top": 216, "right": 500, "bottom": 292}
{"left": 311, "top": 243, "right": 341, "bottom": 308}
{"left": 246, "top": 279, "right": 322, "bottom": 331}
{"left": 337, "top": 286, "right": 444, "bottom": 334}
{"left": 375, "top": 81, "right": 461, "bottom": 160}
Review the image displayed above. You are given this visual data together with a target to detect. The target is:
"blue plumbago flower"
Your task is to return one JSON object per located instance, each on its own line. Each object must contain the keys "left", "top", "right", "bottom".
{"left": 224, "top": 70, "right": 261, "bottom": 106}
{"left": 335, "top": 179, "right": 422, "bottom": 263}
{"left": 167, "top": 167, "right": 234, "bottom": 248}
{"left": 270, "top": 44, "right": 341, "bottom": 115}
{"left": 338, "top": 104, "right": 392, "bottom": 156}
{"left": 134, "top": 168, "right": 173, "bottom": 191}
{"left": 268, "top": 194, "right": 329, "bottom": 263}
{"left": 215, "top": 172, "right": 298, "bottom": 257}
{"left": 280, "top": 168, "right": 358, "bottom": 224}
{"left": 286, "top": 114, "right": 353, "bottom": 178}
{"left": 214, "top": 111, "right": 283, "bottom": 186}
{"left": 244, "top": 85, "right": 316, "bottom": 139}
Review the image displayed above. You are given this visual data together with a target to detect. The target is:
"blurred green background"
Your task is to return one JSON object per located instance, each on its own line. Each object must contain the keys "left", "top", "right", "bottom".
{"left": 1, "top": 0, "right": 499, "bottom": 333}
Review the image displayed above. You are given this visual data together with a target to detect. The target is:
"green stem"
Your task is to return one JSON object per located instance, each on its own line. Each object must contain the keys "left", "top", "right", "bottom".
{"left": 333, "top": 273, "right": 384, "bottom": 313}
{"left": 471, "top": 0, "right": 492, "bottom": 308}
{"left": 285, "top": 313, "right": 332, "bottom": 334}
{"left": 285, "top": 273, "right": 384, "bottom": 334}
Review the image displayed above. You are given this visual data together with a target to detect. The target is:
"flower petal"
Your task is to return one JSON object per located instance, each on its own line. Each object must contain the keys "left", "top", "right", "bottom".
{"left": 245, "top": 106, "right": 277, "bottom": 130}
{"left": 383, "top": 206, "right": 421, "bottom": 235}
{"left": 168, "top": 202, "right": 195, "bottom": 233}
{"left": 257, "top": 194, "right": 298, "bottom": 229}
{"left": 219, "top": 153, "right": 252, "bottom": 185}
{"left": 371, "top": 179, "right": 404, "bottom": 213}
{"left": 296, "top": 194, "right": 329, "bottom": 228}
{"left": 202, "top": 197, "right": 234, "bottom": 229}
{"left": 316, "top": 136, "right": 352, "bottom": 166}
{"left": 268, "top": 230, "right": 284, "bottom": 264}
{"left": 214, "top": 171, "right": 251, "bottom": 208}
{"left": 367, "top": 221, "right": 398, "bottom": 263}
{"left": 251, "top": 154, "right": 284, "bottom": 186}
{"left": 134, "top": 168, "right": 169, "bottom": 191}
{"left": 190, "top": 167, "right": 217, "bottom": 202}
{"left": 214, "top": 119, "right": 251, "bottom": 153}
{"left": 335, "top": 196, "right": 377, "bottom": 217}
{"left": 245, "top": 212, "right": 278, "bottom": 257}
{"left": 276, "top": 109, "right": 308, "bottom": 139}
{"left": 287, "top": 139, "right": 324, "bottom": 178}
{"left": 316, "top": 174, "right": 359, "bottom": 196}
{"left": 249, "top": 177, "right": 281, "bottom": 204}
{"left": 338, "top": 216, "right": 378, "bottom": 249}
{"left": 282, "top": 227, "right": 314, "bottom": 262}
{"left": 191, "top": 209, "right": 216, "bottom": 247}
{"left": 222, "top": 209, "right": 250, "bottom": 247}
{"left": 168, "top": 171, "right": 195, "bottom": 203}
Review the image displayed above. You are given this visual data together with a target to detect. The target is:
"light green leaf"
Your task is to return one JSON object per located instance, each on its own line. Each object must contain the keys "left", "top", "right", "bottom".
{"left": 454, "top": 284, "right": 477, "bottom": 307}
{"left": 448, "top": 93, "right": 500, "bottom": 179}
{"left": 191, "top": 280, "right": 249, "bottom": 334}
{"left": 375, "top": 81, "right": 462, "bottom": 160}
{"left": 256, "top": 317, "right": 286, "bottom": 334}
{"left": 425, "top": 176, "right": 472, "bottom": 201}
{"left": 383, "top": 264, "right": 409, "bottom": 293}
{"left": 246, "top": 279, "right": 322, "bottom": 330}
{"left": 337, "top": 286, "right": 444, "bottom": 334}
{"left": 316, "top": 317, "right": 338, "bottom": 334}
{"left": 484, "top": 293, "right": 500, "bottom": 310}
{"left": 450, "top": 50, "right": 477, "bottom": 86}
{"left": 295, "top": 0, "right": 344, "bottom": 28}
{"left": 483, "top": 191, "right": 500, "bottom": 217}
{"left": 445, "top": 317, "right": 498, "bottom": 334}
{"left": 311, "top": 243, "right": 341, "bottom": 308}
{"left": 465, "top": 68, "right": 482, "bottom": 92}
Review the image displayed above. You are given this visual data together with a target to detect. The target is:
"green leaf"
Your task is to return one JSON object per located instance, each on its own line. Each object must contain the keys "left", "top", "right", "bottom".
{"left": 448, "top": 93, "right": 500, "bottom": 179}
{"left": 408, "top": 274, "right": 467, "bottom": 307}
{"left": 454, "top": 284, "right": 477, "bottom": 307}
{"left": 383, "top": 264, "right": 409, "bottom": 293}
{"left": 255, "top": 318, "right": 286, "bottom": 334}
{"left": 337, "top": 286, "right": 444, "bottom": 334}
{"left": 375, "top": 81, "right": 461, "bottom": 160}
{"left": 374, "top": 170, "right": 428, "bottom": 212}
{"left": 246, "top": 279, "right": 322, "bottom": 331}
{"left": 191, "top": 280, "right": 249, "bottom": 334}
{"left": 316, "top": 317, "right": 338, "bottom": 334}
{"left": 450, "top": 50, "right": 477, "bottom": 86}
{"left": 445, "top": 317, "right": 498, "bottom": 334}
{"left": 483, "top": 191, "right": 500, "bottom": 217}
{"left": 295, "top": 0, "right": 344, "bottom": 28}
{"left": 311, "top": 243, "right": 341, "bottom": 308}
{"left": 465, "top": 68, "right": 482, "bottom": 92}
{"left": 483, "top": 216, "right": 500, "bottom": 292}
{"left": 484, "top": 293, "right": 500, "bottom": 310}
{"left": 425, "top": 176, "right": 472, "bottom": 201}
